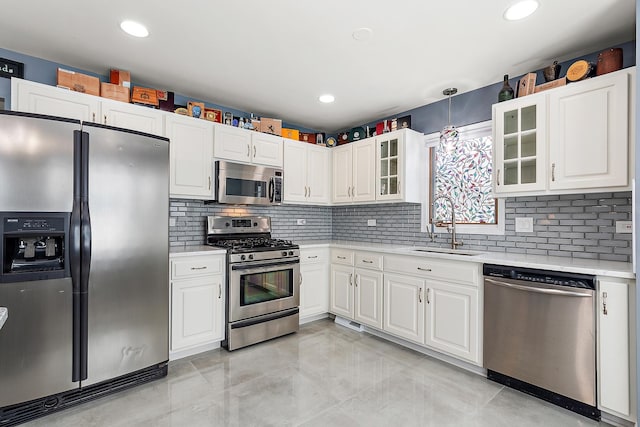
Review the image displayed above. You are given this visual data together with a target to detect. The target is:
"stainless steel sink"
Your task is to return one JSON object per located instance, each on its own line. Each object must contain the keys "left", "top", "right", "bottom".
{"left": 409, "top": 248, "right": 484, "bottom": 256}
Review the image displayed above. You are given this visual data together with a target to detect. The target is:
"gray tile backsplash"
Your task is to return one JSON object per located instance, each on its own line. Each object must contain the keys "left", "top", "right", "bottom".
{"left": 169, "top": 200, "right": 333, "bottom": 246}
{"left": 331, "top": 192, "right": 633, "bottom": 262}
{"left": 171, "top": 191, "right": 632, "bottom": 262}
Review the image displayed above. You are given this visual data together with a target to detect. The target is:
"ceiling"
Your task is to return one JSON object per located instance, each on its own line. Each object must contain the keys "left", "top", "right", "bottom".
{"left": 0, "top": 1, "right": 635, "bottom": 133}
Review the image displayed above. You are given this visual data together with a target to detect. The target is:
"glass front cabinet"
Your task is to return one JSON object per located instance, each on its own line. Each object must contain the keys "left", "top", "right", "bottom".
{"left": 493, "top": 93, "right": 547, "bottom": 194}
{"left": 377, "top": 134, "right": 401, "bottom": 200}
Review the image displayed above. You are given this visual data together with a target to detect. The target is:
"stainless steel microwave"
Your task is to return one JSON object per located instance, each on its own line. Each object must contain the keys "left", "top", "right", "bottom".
{"left": 214, "top": 160, "right": 282, "bottom": 205}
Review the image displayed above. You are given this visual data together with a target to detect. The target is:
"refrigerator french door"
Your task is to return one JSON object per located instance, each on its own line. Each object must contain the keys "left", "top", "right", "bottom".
{"left": 0, "top": 111, "right": 169, "bottom": 425}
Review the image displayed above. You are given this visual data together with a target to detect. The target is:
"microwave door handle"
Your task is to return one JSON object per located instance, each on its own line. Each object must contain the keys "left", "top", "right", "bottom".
{"left": 269, "top": 177, "right": 275, "bottom": 202}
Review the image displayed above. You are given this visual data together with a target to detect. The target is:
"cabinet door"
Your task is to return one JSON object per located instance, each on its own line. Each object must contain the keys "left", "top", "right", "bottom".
{"left": 352, "top": 139, "right": 376, "bottom": 202}
{"left": 213, "top": 124, "right": 251, "bottom": 163}
{"left": 383, "top": 273, "right": 425, "bottom": 344}
{"left": 300, "top": 262, "right": 329, "bottom": 319}
{"left": 306, "top": 145, "right": 331, "bottom": 204}
{"left": 330, "top": 264, "right": 353, "bottom": 319}
{"left": 166, "top": 114, "right": 214, "bottom": 198}
{"left": 354, "top": 269, "right": 383, "bottom": 329}
{"left": 283, "top": 141, "right": 308, "bottom": 203}
{"left": 12, "top": 77, "right": 100, "bottom": 122}
{"left": 549, "top": 72, "right": 628, "bottom": 190}
{"left": 332, "top": 145, "right": 353, "bottom": 203}
{"left": 376, "top": 133, "right": 403, "bottom": 201}
{"left": 493, "top": 94, "right": 546, "bottom": 193}
{"left": 252, "top": 132, "right": 283, "bottom": 167}
{"left": 425, "top": 280, "right": 479, "bottom": 364}
{"left": 171, "top": 275, "right": 224, "bottom": 351}
{"left": 101, "top": 99, "right": 164, "bottom": 135}
{"left": 598, "top": 279, "right": 630, "bottom": 417}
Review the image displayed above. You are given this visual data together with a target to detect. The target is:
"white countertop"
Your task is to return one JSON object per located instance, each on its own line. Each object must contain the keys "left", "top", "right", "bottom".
{"left": 170, "top": 245, "right": 227, "bottom": 257}
{"left": 0, "top": 307, "right": 7, "bottom": 331}
{"left": 299, "top": 240, "right": 635, "bottom": 279}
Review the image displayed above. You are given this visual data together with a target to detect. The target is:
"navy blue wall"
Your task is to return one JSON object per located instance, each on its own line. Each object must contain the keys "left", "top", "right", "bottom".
{"left": 354, "top": 40, "right": 636, "bottom": 136}
{"left": 0, "top": 40, "right": 635, "bottom": 136}
{"left": 0, "top": 48, "right": 318, "bottom": 133}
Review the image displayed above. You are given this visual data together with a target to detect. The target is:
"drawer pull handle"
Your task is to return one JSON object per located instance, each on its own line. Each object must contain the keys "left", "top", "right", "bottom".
{"left": 190, "top": 266, "right": 208, "bottom": 270}
{"left": 337, "top": 256, "right": 347, "bottom": 260}
{"left": 362, "top": 260, "right": 373, "bottom": 264}
{"left": 417, "top": 267, "right": 432, "bottom": 272}
{"left": 307, "top": 255, "right": 318, "bottom": 259}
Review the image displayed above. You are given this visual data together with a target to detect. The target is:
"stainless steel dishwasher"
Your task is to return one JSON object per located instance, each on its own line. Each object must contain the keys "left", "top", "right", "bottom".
{"left": 483, "top": 264, "right": 599, "bottom": 420}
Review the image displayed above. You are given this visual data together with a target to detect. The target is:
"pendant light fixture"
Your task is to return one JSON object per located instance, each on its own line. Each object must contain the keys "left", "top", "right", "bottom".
{"left": 440, "top": 88, "right": 459, "bottom": 152}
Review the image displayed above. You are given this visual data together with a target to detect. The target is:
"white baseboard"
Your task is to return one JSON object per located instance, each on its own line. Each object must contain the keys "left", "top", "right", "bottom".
{"left": 300, "top": 312, "right": 329, "bottom": 325}
{"left": 169, "top": 341, "right": 221, "bottom": 361}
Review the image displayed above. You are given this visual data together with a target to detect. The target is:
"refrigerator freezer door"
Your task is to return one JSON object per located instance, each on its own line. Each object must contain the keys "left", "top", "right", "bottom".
{"left": 0, "top": 278, "right": 75, "bottom": 407}
{"left": 0, "top": 112, "right": 78, "bottom": 212}
{"left": 82, "top": 124, "right": 169, "bottom": 386}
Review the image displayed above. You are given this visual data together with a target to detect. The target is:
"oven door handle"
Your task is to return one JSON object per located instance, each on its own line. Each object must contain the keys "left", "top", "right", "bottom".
{"left": 231, "top": 259, "right": 300, "bottom": 271}
{"left": 485, "top": 278, "right": 593, "bottom": 297}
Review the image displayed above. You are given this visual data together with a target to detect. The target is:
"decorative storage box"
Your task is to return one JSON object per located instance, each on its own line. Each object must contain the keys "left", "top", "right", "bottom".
{"left": 57, "top": 68, "right": 100, "bottom": 96}
{"left": 100, "top": 82, "right": 130, "bottom": 103}
{"left": 261, "top": 118, "right": 282, "bottom": 136}
{"left": 282, "top": 128, "right": 300, "bottom": 140}
{"left": 299, "top": 132, "right": 316, "bottom": 144}
{"left": 110, "top": 69, "right": 131, "bottom": 88}
{"left": 131, "top": 87, "right": 159, "bottom": 107}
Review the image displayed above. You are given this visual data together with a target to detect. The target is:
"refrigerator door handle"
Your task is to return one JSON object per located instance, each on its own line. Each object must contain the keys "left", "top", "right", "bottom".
{"left": 78, "top": 131, "right": 91, "bottom": 381}
{"left": 71, "top": 131, "right": 84, "bottom": 382}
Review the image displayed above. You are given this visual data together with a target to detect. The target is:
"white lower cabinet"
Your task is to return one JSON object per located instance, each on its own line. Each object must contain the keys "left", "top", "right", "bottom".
{"left": 597, "top": 277, "right": 634, "bottom": 420}
{"left": 383, "top": 273, "right": 425, "bottom": 343}
{"left": 170, "top": 253, "right": 225, "bottom": 359}
{"left": 382, "top": 254, "right": 481, "bottom": 365}
{"left": 299, "top": 247, "right": 329, "bottom": 321}
{"left": 329, "top": 250, "right": 383, "bottom": 329}
{"left": 424, "top": 280, "right": 478, "bottom": 363}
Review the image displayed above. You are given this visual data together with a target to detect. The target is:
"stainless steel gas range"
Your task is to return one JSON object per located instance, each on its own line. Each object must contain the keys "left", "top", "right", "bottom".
{"left": 206, "top": 216, "right": 300, "bottom": 351}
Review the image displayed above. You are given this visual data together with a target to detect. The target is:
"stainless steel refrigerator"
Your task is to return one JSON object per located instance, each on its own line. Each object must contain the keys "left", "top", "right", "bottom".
{"left": 0, "top": 111, "right": 169, "bottom": 426}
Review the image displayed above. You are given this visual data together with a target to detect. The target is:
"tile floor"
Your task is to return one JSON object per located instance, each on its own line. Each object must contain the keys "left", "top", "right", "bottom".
{"left": 26, "top": 319, "right": 606, "bottom": 426}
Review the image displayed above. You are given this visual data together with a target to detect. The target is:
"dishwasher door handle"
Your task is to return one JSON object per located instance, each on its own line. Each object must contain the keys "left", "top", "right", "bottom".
{"left": 485, "top": 277, "right": 593, "bottom": 297}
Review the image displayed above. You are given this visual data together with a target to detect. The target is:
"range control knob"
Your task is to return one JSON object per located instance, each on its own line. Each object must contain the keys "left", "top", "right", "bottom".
{"left": 282, "top": 251, "right": 288, "bottom": 256}
{"left": 288, "top": 251, "right": 294, "bottom": 256}
{"left": 248, "top": 254, "right": 254, "bottom": 260}
{"left": 241, "top": 255, "right": 246, "bottom": 261}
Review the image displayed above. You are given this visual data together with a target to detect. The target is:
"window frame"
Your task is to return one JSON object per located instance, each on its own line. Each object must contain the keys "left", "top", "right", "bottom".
{"left": 421, "top": 120, "right": 505, "bottom": 236}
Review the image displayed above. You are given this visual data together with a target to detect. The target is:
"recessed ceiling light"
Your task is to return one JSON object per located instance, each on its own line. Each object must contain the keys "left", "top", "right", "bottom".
{"left": 504, "top": 0, "right": 539, "bottom": 21}
{"left": 120, "top": 20, "right": 149, "bottom": 38}
{"left": 352, "top": 27, "right": 374, "bottom": 42}
{"left": 319, "top": 94, "right": 335, "bottom": 103}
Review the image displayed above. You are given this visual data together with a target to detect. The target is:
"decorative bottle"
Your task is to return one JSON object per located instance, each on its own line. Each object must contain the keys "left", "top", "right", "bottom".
{"left": 498, "top": 74, "right": 514, "bottom": 102}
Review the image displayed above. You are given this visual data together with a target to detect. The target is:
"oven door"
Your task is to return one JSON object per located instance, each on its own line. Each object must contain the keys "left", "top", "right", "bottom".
{"left": 229, "top": 259, "right": 300, "bottom": 322}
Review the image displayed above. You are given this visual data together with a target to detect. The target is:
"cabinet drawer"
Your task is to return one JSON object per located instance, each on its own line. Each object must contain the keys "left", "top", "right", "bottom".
{"left": 331, "top": 249, "right": 354, "bottom": 266}
{"left": 384, "top": 255, "right": 479, "bottom": 285}
{"left": 171, "top": 255, "right": 224, "bottom": 279}
{"left": 355, "top": 252, "right": 383, "bottom": 271}
{"left": 300, "top": 247, "right": 329, "bottom": 264}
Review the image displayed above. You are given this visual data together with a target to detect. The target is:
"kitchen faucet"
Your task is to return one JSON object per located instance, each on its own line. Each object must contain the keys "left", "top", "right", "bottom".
{"left": 431, "top": 195, "right": 463, "bottom": 250}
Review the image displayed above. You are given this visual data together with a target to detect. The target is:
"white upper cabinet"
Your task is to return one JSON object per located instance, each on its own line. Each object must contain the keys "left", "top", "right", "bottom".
{"left": 492, "top": 67, "right": 635, "bottom": 197}
{"left": 213, "top": 124, "right": 283, "bottom": 167}
{"left": 375, "top": 129, "right": 424, "bottom": 202}
{"left": 100, "top": 99, "right": 164, "bottom": 135}
{"left": 165, "top": 114, "right": 214, "bottom": 199}
{"left": 493, "top": 93, "right": 547, "bottom": 194}
{"left": 548, "top": 72, "right": 629, "bottom": 190}
{"left": 283, "top": 140, "right": 330, "bottom": 204}
{"left": 332, "top": 139, "right": 376, "bottom": 204}
{"left": 12, "top": 77, "right": 100, "bottom": 122}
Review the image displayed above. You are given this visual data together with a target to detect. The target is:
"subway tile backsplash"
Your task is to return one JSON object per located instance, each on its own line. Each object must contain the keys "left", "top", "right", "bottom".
{"left": 170, "top": 191, "right": 632, "bottom": 262}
